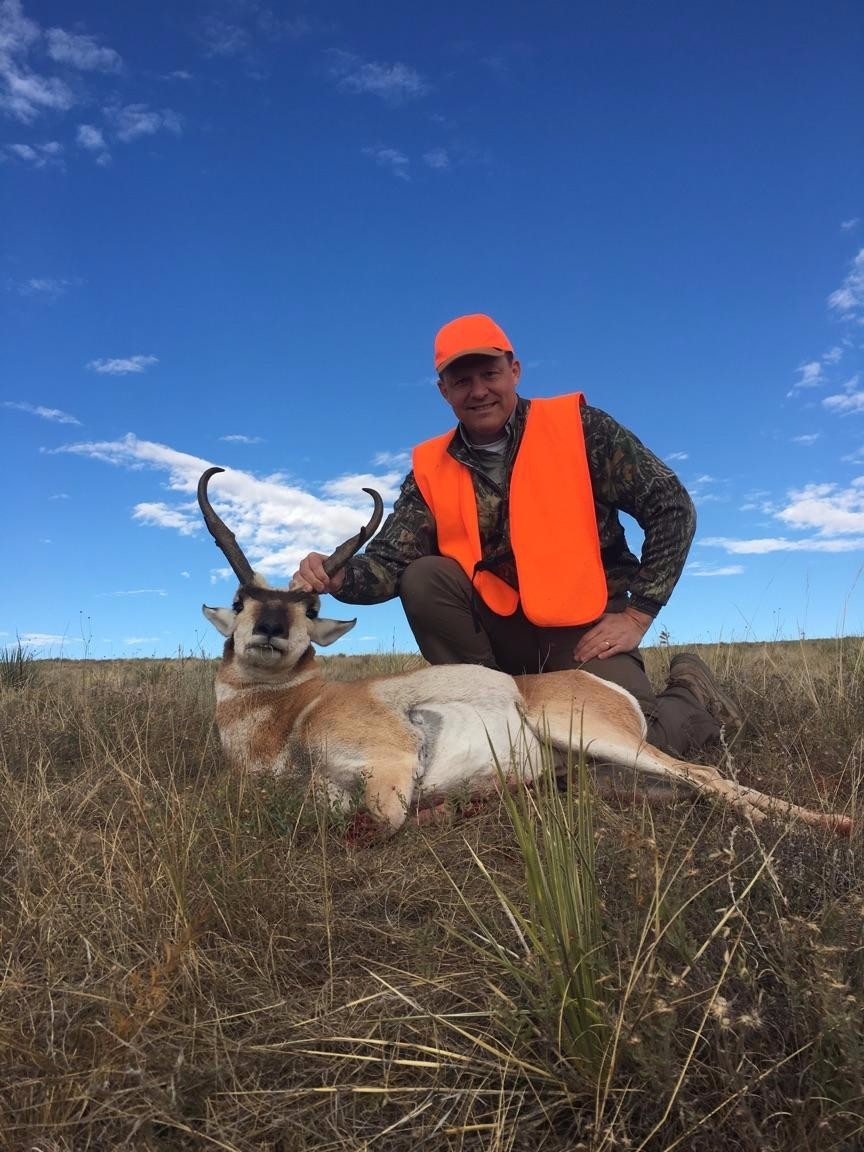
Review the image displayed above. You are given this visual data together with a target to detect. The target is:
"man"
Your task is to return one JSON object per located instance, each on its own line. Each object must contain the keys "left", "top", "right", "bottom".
{"left": 295, "top": 313, "right": 740, "bottom": 758}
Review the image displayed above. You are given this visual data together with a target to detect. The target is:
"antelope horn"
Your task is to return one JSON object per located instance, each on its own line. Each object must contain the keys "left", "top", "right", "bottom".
{"left": 323, "top": 488, "right": 384, "bottom": 577}
{"left": 197, "top": 467, "right": 256, "bottom": 586}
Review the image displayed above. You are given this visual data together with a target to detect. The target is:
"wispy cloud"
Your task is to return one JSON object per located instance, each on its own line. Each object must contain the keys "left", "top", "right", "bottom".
{"left": 3, "top": 400, "right": 80, "bottom": 424}
{"left": 686, "top": 561, "right": 744, "bottom": 577}
{"left": 422, "top": 147, "right": 449, "bottom": 170}
{"left": 702, "top": 535, "right": 864, "bottom": 554}
{"left": 97, "top": 588, "right": 168, "bottom": 598}
{"left": 792, "top": 360, "right": 825, "bottom": 391}
{"left": 372, "top": 450, "right": 411, "bottom": 469}
{"left": 791, "top": 432, "right": 821, "bottom": 445}
{"left": 45, "top": 27, "right": 122, "bottom": 72}
{"left": 200, "top": 5, "right": 328, "bottom": 61}
{"left": 17, "top": 632, "right": 80, "bottom": 648}
{"left": 828, "top": 247, "right": 864, "bottom": 320}
{"left": 4, "top": 140, "right": 63, "bottom": 167}
{"left": 87, "top": 355, "right": 159, "bottom": 375}
{"left": 8, "top": 274, "right": 81, "bottom": 296}
{"left": 104, "top": 102, "right": 182, "bottom": 142}
{"left": 841, "top": 218, "right": 860, "bottom": 232}
{"left": 0, "top": 0, "right": 75, "bottom": 122}
{"left": 362, "top": 144, "right": 409, "bottom": 180}
{"left": 327, "top": 49, "right": 428, "bottom": 102}
{"left": 46, "top": 433, "right": 398, "bottom": 580}
{"left": 220, "top": 433, "right": 264, "bottom": 444}
{"left": 822, "top": 374, "right": 863, "bottom": 414}
{"left": 76, "top": 122, "right": 110, "bottom": 164}
{"left": 704, "top": 478, "right": 864, "bottom": 554}
{"left": 321, "top": 472, "right": 403, "bottom": 504}
{"left": 665, "top": 450, "right": 689, "bottom": 462}
{"left": 686, "top": 473, "right": 726, "bottom": 505}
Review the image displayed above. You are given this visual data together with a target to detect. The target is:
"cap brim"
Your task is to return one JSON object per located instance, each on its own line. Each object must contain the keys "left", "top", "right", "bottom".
{"left": 436, "top": 345, "right": 510, "bottom": 374}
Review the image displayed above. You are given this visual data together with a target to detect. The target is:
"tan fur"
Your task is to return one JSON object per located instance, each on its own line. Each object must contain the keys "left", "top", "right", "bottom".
{"left": 202, "top": 588, "right": 851, "bottom": 838}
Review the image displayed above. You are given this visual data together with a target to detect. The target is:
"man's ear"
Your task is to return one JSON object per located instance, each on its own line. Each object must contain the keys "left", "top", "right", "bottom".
{"left": 437, "top": 376, "right": 448, "bottom": 399}
{"left": 511, "top": 358, "right": 521, "bottom": 386}
{"left": 309, "top": 616, "right": 356, "bottom": 647}
{"left": 202, "top": 604, "right": 235, "bottom": 637}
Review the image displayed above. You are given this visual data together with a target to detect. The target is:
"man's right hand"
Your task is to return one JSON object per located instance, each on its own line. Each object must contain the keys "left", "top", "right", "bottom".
{"left": 291, "top": 552, "right": 346, "bottom": 595}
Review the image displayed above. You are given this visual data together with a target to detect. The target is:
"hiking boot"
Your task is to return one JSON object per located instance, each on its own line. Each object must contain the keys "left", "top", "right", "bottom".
{"left": 668, "top": 653, "right": 744, "bottom": 738}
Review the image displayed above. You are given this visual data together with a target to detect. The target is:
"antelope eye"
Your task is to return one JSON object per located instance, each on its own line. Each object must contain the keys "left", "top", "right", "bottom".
{"left": 306, "top": 605, "right": 319, "bottom": 620}
{"left": 232, "top": 599, "right": 243, "bottom": 613}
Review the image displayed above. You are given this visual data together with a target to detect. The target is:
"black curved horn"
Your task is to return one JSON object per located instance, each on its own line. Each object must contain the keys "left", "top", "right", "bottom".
{"left": 322, "top": 488, "right": 385, "bottom": 577}
{"left": 197, "top": 467, "right": 256, "bottom": 586}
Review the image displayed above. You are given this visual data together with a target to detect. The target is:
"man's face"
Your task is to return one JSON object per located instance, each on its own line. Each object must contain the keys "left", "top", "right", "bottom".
{"left": 437, "top": 353, "right": 521, "bottom": 444}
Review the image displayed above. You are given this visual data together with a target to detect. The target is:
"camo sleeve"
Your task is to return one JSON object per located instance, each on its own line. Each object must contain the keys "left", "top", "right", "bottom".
{"left": 334, "top": 471, "right": 436, "bottom": 605}
{"left": 582, "top": 404, "right": 696, "bottom": 616}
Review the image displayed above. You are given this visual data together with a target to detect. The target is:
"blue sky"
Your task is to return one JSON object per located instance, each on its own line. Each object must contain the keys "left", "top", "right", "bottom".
{"left": 2, "top": 0, "right": 863, "bottom": 660}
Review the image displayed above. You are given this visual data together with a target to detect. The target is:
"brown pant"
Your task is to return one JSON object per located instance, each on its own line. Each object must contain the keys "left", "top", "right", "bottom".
{"left": 399, "top": 556, "right": 720, "bottom": 758}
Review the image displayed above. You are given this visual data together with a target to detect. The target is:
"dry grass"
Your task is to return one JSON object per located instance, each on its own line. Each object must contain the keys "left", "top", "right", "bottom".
{"left": 1, "top": 638, "right": 863, "bottom": 1150}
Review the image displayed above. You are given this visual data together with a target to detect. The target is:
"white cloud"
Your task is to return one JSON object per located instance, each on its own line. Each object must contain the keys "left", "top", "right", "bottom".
{"left": 665, "top": 451, "right": 689, "bottom": 462}
{"left": 423, "top": 147, "right": 449, "bottom": 170}
{"left": 18, "top": 632, "right": 80, "bottom": 648}
{"left": 4, "top": 139, "right": 63, "bottom": 167}
{"left": 686, "top": 473, "right": 727, "bottom": 505}
{"left": 823, "top": 345, "right": 844, "bottom": 364}
{"left": 0, "top": 0, "right": 75, "bottom": 121}
{"left": 704, "top": 479, "right": 864, "bottom": 554}
{"left": 98, "top": 588, "right": 168, "bottom": 597}
{"left": 124, "top": 636, "right": 161, "bottom": 645}
{"left": 793, "top": 360, "right": 825, "bottom": 390}
{"left": 134, "top": 502, "right": 200, "bottom": 536}
{"left": 701, "top": 536, "right": 864, "bottom": 554}
{"left": 47, "top": 433, "right": 397, "bottom": 581}
{"left": 775, "top": 479, "right": 864, "bottom": 535}
{"left": 841, "top": 218, "right": 860, "bottom": 232}
{"left": 45, "top": 27, "right": 121, "bottom": 72}
{"left": 372, "top": 450, "right": 411, "bottom": 469}
{"left": 828, "top": 248, "right": 864, "bottom": 319}
{"left": 823, "top": 376, "right": 864, "bottom": 414}
{"left": 10, "top": 274, "right": 79, "bottom": 296}
{"left": 322, "top": 472, "right": 403, "bottom": 505}
{"left": 2, "top": 400, "right": 80, "bottom": 424}
{"left": 104, "top": 102, "right": 182, "bottom": 143}
{"left": 220, "top": 433, "right": 264, "bottom": 444}
{"left": 76, "top": 122, "right": 105, "bottom": 150}
{"left": 87, "top": 354, "right": 159, "bottom": 375}
{"left": 327, "top": 49, "right": 428, "bottom": 102}
{"left": 362, "top": 144, "right": 410, "bottom": 181}
{"left": 686, "top": 562, "right": 744, "bottom": 577}
{"left": 791, "top": 432, "right": 820, "bottom": 445}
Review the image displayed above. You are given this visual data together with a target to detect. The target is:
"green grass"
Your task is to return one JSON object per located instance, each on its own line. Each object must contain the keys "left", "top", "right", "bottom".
{"left": 0, "top": 639, "right": 862, "bottom": 1150}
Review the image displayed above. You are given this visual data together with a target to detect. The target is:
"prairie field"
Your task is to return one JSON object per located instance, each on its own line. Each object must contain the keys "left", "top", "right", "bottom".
{"left": 1, "top": 638, "right": 863, "bottom": 1151}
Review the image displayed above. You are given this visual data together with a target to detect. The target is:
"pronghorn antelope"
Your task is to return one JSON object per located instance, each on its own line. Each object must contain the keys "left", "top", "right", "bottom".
{"left": 198, "top": 467, "right": 850, "bottom": 836}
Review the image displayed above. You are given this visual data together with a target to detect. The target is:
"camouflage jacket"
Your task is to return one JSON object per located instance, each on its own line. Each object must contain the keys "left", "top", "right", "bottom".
{"left": 336, "top": 396, "right": 696, "bottom": 619}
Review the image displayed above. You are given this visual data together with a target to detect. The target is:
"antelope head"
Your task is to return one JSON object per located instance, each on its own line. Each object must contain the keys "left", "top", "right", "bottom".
{"left": 197, "top": 467, "right": 383, "bottom": 678}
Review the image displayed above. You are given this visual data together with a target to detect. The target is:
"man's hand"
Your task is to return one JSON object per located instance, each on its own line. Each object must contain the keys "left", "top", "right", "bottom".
{"left": 291, "top": 552, "right": 346, "bottom": 595}
{"left": 574, "top": 607, "right": 653, "bottom": 662}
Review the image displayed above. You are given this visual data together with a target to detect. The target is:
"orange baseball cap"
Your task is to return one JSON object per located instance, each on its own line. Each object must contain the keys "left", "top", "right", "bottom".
{"left": 434, "top": 313, "right": 513, "bottom": 374}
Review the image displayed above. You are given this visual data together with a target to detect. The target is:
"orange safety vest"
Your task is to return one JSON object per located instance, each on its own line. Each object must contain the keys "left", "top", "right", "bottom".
{"left": 412, "top": 394, "right": 608, "bottom": 626}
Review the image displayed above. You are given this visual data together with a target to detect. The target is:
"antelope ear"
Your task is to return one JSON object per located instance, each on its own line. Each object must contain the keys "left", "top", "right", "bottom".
{"left": 309, "top": 616, "right": 356, "bottom": 647}
{"left": 202, "top": 604, "right": 235, "bottom": 637}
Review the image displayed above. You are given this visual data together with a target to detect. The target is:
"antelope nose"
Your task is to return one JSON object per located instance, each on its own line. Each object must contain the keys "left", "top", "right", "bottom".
{"left": 254, "top": 620, "right": 285, "bottom": 641}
